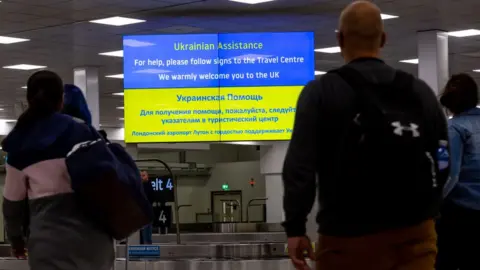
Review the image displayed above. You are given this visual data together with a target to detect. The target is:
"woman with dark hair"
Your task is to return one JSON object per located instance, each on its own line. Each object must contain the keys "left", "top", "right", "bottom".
{"left": 436, "top": 73, "right": 480, "bottom": 270}
{"left": 1, "top": 71, "right": 114, "bottom": 270}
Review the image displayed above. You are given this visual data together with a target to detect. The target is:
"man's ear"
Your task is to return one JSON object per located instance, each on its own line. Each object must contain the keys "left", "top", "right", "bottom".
{"left": 380, "top": 32, "right": 386, "bottom": 48}
{"left": 337, "top": 31, "right": 344, "bottom": 49}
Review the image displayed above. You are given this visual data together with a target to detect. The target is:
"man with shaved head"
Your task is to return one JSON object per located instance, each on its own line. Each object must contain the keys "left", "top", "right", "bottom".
{"left": 282, "top": 1, "right": 449, "bottom": 270}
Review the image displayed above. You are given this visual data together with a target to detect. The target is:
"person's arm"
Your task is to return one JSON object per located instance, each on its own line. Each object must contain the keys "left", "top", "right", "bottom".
{"left": 443, "top": 125, "right": 463, "bottom": 197}
{"left": 282, "top": 80, "right": 322, "bottom": 237}
{"left": 2, "top": 163, "right": 28, "bottom": 254}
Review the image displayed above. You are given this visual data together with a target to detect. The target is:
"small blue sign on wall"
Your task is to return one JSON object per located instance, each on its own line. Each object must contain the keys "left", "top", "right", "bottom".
{"left": 128, "top": 245, "right": 160, "bottom": 258}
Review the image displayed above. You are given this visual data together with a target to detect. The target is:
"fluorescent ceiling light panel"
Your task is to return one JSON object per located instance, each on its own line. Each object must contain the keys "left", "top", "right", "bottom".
{"left": 3, "top": 64, "right": 46, "bottom": 70}
{"left": 116, "top": 106, "right": 124, "bottom": 110}
{"left": 315, "top": 71, "right": 326, "bottom": 76}
{"left": 229, "top": 0, "right": 275, "bottom": 4}
{"left": 448, "top": 29, "right": 480, "bottom": 37}
{"left": 90, "top": 16, "right": 145, "bottom": 26}
{"left": 399, "top": 58, "right": 419, "bottom": 64}
{"left": 119, "top": 117, "right": 124, "bottom": 121}
{"left": 473, "top": 69, "right": 480, "bottom": 72}
{"left": 381, "top": 13, "right": 399, "bottom": 20}
{"left": 315, "top": 46, "right": 341, "bottom": 53}
{"left": 21, "top": 86, "right": 27, "bottom": 89}
{"left": 99, "top": 50, "right": 123, "bottom": 57}
{"left": 112, "top": 92, "right": 124, "bottom": 96}
{"left": 106, "top": 74, "right": 124, "bottom": 79}
{"left": 0, "top": 36, "right": 29, "bottom": 44}
{"left": 0, "top": 108, "right": 4, "bottom": 111}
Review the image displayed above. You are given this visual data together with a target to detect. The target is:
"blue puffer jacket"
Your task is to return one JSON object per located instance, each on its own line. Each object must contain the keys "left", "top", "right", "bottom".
{"left": 444, "top": 107, "right": 480, "bottom": 210}
{"left": 63, "top": 84, "right": 92, "bottom": 125}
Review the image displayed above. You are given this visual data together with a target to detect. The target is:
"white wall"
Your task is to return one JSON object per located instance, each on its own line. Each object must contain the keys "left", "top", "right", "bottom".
{"left": 174, "top": 161, "right": 265, "bottom": 224}
{"left": 138, "top": 144, "right": 260, "bottom": 164}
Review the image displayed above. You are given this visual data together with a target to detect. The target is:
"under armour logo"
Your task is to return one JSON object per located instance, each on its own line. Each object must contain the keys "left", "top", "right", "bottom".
{"left": 391, "top": 122, "right": 420, "bottom": 137}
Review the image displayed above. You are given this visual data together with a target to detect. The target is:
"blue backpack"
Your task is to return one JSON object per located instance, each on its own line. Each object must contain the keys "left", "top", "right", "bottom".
{"left": 66, "top": 137, "right": 153, "bottom": 240}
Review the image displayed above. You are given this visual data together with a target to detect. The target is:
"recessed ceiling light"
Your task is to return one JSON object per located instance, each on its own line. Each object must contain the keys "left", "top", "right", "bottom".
{"left": 3, "top": 64, "right": 46, "bottom": 70}
{"left": 229, "top": 0, "right": 275, "bottom": 4}
{"left": 0, "top": 36, "right": 29, "bottom": 44}
{"left": 99, "top": 50, "right": 123, "bottom": 57}
{"left": 21, "top": 86, "right": 27, "bottom": 89}
{"left": 473, "top": 69, "right": 480, "bottom": 72}
{"left": 116, "top": 106, "right": 124, "bottom": 110}
{"left": 315, "top": 71, "right": 327, "bottom": 76}
{"left": 106, "top": 74, "right": 124, "bottom": 79}
{"left": 448, "top": 29, "right": 480, "bottom": 37}
{"left": 119, "top": 117, "right": 124, "bottom": 121}
{"left": 90, "top": 16, "right": 145, "bottom": 26}
{"left": 0, "top": 108, "right": 4, "bottom": 111}
{"left": 399, "top": 59, "right": 419, "bottom": 64}
{"left": 381, "top": 13, "right": 399, "bottom": 20}
{"left": 112, "top": 92, "right": 124, "bottom": 96}
{"left": 315, "top": 46, "right": 341, "bottom": 54}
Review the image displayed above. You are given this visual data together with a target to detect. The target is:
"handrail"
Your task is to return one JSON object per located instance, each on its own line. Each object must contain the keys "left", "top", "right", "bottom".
{"left": 135, "top": 159, "right": 180, "bottom": 244}
{"left": 178, "top": 204, "right": 193, "bottom": 211}
{"left": 246, "top": 198, "right": 268, "bottom": 223}
{"left": 176, "top": 205, "right": 193, "bottom": 228}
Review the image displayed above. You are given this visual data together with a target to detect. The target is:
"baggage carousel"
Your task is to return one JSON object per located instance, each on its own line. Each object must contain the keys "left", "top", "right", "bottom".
{"left": 0, "top": 258, "right": 314, "bottom": 270}
{"left": 0, "top": 242, "right": 288, "bottom": 259}
{"left": 0, "top": 231, "right": 295, "bottom": 269}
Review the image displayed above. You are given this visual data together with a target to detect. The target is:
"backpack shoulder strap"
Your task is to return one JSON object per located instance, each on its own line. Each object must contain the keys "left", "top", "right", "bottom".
{"left": 328, "top": 66, "right": 380, "bottom": 110}
{"left": 328, "top": 66, "right": 369, "bottom": 92}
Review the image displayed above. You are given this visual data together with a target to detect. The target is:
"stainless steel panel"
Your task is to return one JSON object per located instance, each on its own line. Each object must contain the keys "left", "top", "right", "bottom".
{"left": 0, "top": 259, "right": 313, "bottom": 270}
{"left": 212, "top": 223, "right": 283, "bottom": 233}
{"left": 0, "top": 259, "right": 147, "bottom": 270}
{"left": 0, "top": 258, "right": 29, "bottom": 270}
{"left": 116, "top": 243, "right": 287, "bottom": 259}
{"left": 114, "top": 260, "right": 147, "bottom": 270}
{"left": 0, "top": 242, "right": 288, "bottom": 259}
{"left": 153, "top": 232, "right": 286, "bottom": 243}
{"left": 0, "top": 246, "right": 11, "bottom": 257}
{"left": 147, "top": 259, "right": 313, "bottom": 270}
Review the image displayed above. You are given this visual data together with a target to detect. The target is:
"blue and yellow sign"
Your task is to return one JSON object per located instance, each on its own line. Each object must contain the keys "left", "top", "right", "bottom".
{"left": 123, "top": 32, "right": 315, "bottom": 143}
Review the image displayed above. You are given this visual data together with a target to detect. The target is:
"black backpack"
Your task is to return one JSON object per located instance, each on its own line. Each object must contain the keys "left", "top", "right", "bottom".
{"left": 328, "top": 66, "right": 441, "bottom": 224}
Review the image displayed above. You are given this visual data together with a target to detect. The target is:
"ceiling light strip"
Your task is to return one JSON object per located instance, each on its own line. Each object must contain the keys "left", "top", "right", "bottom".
{"left": 90, "top": 16, "right": 145, "bottom": 26}
{"left": 399, "top": 59, "right": 419, "bottom": 64}
{"left": 3, "top": 64, "right": 47, "bottom": 70}
{"left": 314, "top": 46, "right": 341, "bottom": 54}
{"left": 448, "top": 29, "right": 480, "bottom": 37}
{"left": 99, "top": 50, "right": 123, "bottom": 57}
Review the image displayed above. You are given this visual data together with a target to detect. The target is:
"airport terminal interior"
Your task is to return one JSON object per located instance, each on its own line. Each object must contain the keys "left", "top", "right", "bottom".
{"left": 0, "top": 0, "right": 478, "bottom": 269}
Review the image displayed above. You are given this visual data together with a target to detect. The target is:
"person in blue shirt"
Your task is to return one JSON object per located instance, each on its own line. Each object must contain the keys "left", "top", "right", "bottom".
{"left": 436, "top": 73, "right": 480, "bottom": 270}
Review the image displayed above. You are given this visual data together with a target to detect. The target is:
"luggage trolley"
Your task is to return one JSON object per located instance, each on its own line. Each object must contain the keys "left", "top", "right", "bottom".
{"left": 115, "top": 159, "right": 179, "bottom": 270}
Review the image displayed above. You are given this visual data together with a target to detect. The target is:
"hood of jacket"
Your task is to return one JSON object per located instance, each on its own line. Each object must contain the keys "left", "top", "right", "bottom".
{"left": 63, "top": 84, "right": 92, "bottom": 125}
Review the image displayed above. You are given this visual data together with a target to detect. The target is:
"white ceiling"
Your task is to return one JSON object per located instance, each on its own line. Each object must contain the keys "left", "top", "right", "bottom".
{"left": 0, "top": 0, "right": 479, "bottom": 126}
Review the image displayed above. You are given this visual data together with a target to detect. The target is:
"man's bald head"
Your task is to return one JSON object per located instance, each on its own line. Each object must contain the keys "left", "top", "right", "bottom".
{"left": 337, "top": 1, "right": 386, "bottom": 60}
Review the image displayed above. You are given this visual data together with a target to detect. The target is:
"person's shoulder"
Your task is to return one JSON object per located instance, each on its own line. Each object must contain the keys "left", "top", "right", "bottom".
{"left": 301, "top": 72, "right": 345, "bottom": 98}
{"left": 58, "top": 114, "right": 99, "bottom": 143}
